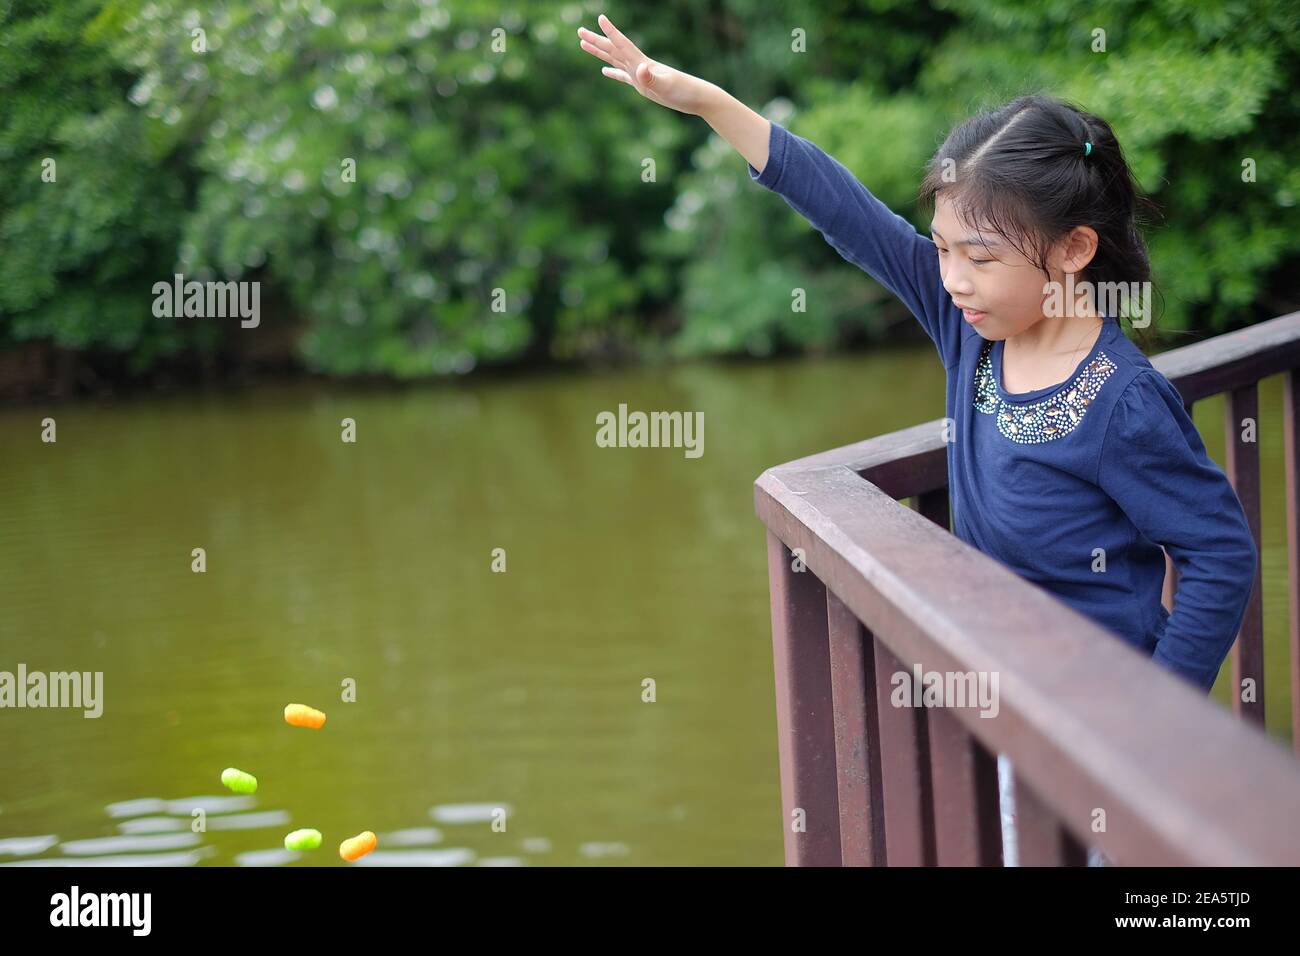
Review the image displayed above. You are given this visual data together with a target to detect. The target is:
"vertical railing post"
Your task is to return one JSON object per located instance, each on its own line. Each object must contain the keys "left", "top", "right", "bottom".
{"left": 1014, "top": 775, "right": 1089, "bottom": 866}
{"left": 826, "top": 594, "right": 886, "bottom": 865}
{"left": 915, "top": 488, "right": 950, "bottom": 531}
{"left": 927, "top": 708, "right": 1003, "bottom": 865}
{"left": 873, "top": 641, "right": 936, "bottom": 865}
{"left": 765, "top": 531, "right": 842, "bottom": 865}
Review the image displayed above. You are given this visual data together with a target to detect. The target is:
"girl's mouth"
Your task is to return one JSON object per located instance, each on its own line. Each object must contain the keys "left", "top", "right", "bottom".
{"left": 961, "top": 308, "right": 987, "bottom": 325}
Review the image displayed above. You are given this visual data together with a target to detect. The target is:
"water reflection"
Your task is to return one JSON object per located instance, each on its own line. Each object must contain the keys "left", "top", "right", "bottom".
{"left": 353, "top": 848, "right": 474, "bottom": 866}
{"left": 2, "top": 849, "right": 212, "bottom": 867}
{"left": 106, "top": 795, "right": 257, "bottom": 818}
{"left": 60, "top": 833, "right": 201, "bottom": 855}
{"left": 2, "top": 355, "right": 1290, "bottom": 865}
{"left": 235, "top": 848, "right": 300, "bottom": 867}
{"left": 379, "top": 827, "right": 443, "bottom": 846}
{"left": 0, "top": 835, "right": 58, "bottom": 856}
{"left": 118, "top": 816, "right": 189, "bottom": 834}
{"left": 105, "top": 798, "right": 168, "bottom": 818}
{"left": 429, "top": 803, "right": 511, "bottom": 825}
{"left": 165, "top": 796, "right": 259, "bottom": 815}
{"left": 206, "top": 810, "right": 292, "bottom": 830}
{"left": 579, "top": 841, "right": 630, "bottom": 859}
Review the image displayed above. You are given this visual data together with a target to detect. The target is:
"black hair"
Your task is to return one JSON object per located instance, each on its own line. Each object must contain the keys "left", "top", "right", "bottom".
{"left": 917, "top": 94, "right": 1163, "bottom": 349}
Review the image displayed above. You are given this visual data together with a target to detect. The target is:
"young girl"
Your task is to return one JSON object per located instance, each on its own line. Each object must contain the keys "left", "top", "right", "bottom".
{"left": 579, "top": 15, "right": 1259, "bottom": 865}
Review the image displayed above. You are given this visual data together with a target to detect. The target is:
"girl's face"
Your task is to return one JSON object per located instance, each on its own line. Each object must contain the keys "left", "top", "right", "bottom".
{"left": 929, "top": 193, "right": 1097, "bottom": 340}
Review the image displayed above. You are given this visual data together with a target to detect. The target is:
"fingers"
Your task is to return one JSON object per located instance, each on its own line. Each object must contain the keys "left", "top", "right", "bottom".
{"left": 601, "top": 66, "right": 635, "bottom": 86}
{"left": 580, "top": 15, "right": 650, "bottom": 94}
{"left": 595, "top": 13, "right": 639, "bottom": 58}
{"left": 596, "top": 12, "right": 650, "bottom": 75}
{"left": 578, "top": 37, "right": 615, "bottom": 68}
{"left": 576, "top": 26, "right": 614, "bottom": 56}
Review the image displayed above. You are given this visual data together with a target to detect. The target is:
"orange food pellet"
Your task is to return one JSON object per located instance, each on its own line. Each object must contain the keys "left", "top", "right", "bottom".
{"left": 284, "top": 703, "right": 327, "bottom": 729}
{"left": 340, "top": 831, "right": 377, "bottom": 862}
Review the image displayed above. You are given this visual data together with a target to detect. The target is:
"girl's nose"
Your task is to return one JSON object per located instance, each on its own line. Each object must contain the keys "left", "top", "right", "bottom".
{"left": 943, "top": 273, "right": 974, "bottom": 297}
{"left": 941, "top": 257, "right": 976, "bottom": 295}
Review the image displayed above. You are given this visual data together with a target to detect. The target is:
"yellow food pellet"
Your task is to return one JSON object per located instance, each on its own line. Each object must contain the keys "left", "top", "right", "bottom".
{"left": 221, "top": 767, "right": 257, "bottom": 794}
{"left": 284, "top": 828, "right": 323, "bottom": 851}
{"left": 284, "top": 703, "right": 326, "bottom": 729}
{"left": 339, "top": 831, "right": 377, "bottom": 862}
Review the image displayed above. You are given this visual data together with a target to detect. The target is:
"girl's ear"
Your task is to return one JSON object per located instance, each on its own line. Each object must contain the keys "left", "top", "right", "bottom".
{"left": 1057, "top": 225, "right": 1099, "bottom": 275}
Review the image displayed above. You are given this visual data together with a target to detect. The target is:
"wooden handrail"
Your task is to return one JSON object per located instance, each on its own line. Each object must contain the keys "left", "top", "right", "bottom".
{"left": 755, "top": 309, "right": 1300, "bottom": 866}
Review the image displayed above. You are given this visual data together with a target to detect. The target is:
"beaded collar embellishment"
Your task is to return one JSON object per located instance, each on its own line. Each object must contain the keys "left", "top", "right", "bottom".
{"left": 973, "top": 340, "right": 1118, "bottom": 444}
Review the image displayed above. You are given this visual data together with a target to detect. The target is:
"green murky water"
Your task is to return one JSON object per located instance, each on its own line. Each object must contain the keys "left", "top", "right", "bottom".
{"left": 0, "top": 346, "right": 1292, "bottom": 865}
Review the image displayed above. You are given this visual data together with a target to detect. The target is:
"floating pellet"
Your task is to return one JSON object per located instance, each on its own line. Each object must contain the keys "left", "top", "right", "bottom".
{"left": 339, "top": 831, "right": 377, "bottom": 862}
{"left": 221, "top": 768, "right": 257, "bottom": 794}
{"left": 284, "top": 703, "right": 326, "bottom": 729}
{"left": 284, "top": 828, "right": 322, "bottom": 851}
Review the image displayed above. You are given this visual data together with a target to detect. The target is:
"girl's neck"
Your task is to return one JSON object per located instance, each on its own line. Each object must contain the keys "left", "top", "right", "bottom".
{"left": 1006, "top": 307, "right": 1105, "bottom": 361}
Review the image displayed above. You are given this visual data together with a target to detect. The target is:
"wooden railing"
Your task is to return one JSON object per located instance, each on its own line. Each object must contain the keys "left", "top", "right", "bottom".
{"left": 754, "top": 310, "right": 1300, "bottom": 866}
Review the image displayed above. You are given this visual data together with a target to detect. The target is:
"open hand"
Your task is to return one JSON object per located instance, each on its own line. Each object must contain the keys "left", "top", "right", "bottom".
{"left": 577, "top": 14, "right": 713, "bottom": 116}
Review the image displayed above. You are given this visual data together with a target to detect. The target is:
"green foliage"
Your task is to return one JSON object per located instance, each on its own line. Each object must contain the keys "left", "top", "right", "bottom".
{"left": 913, "top": 0, "right": 1297, "bottom": 333}
{"left": 0, "top": 0, "right": 205, "bottom": 368}
{"left": 1, "top": 0, "right": 1295, "bottom": 380}
{"left": 675, "top": 0, "right": 1297, "bottom": 355}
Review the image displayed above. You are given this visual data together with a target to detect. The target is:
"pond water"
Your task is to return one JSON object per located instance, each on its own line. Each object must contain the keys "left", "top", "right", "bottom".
{"left": 0, "top": 344, "right": 1291, "bottom": 865}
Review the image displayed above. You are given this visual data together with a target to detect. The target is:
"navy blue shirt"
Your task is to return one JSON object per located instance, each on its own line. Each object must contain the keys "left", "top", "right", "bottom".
{"left": 748, "top": 119, "right": 1258, "bottom": 693}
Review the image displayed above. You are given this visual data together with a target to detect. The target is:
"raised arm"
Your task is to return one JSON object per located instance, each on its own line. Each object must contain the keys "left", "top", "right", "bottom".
{"left": 734, "top": 110, "right": 956, "bottom": 364}
{"left": 577, "top": 14, "right": 959, "bottom": 367}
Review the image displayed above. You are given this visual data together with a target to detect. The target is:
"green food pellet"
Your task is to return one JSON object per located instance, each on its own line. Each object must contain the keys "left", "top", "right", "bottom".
{"left": 284, "top": 828, "right": 323, "bottom": 851}
{"left": 221, "top": 767, "right": 258, "bottom": 794}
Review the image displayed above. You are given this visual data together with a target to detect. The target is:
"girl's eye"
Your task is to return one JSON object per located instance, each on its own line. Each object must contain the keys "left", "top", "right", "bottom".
{"left": 970, "top": 258, "right": 992, "bottom": 265}
{"left": 936, "top": 247, "right": 949, "bottom": 256}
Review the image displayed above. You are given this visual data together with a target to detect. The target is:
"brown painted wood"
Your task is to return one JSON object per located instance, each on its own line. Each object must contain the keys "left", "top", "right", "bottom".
{"left": 873, "top": 640, "right": 935, "bottom": 865}
{"left": 826, "top": 594, "right": 886, "bottom": 865}
{"left": 1015, "top": 773, "right": 1082, "bottom": 866}
{"left": 755, "top": 309, "right": 1300, "bottom": 865}
{"left": 916, "top": 486, "right": 951, "bottom": 532}
{"left": 755, "top": 461, "right": 1300, "bottom": 864}
{"left": 928, "top": 706, "right": 1002, "bottom": 865}
{"left": 1153, "top": 310, "right": 1300, "bottom": 403}
{"left": 765, "top": 531, "right": 841, "bottom": 865}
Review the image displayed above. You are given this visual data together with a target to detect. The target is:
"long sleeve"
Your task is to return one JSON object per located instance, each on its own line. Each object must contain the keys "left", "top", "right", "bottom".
{"left": 747, "top": 120, "right": 960, "bottom": 368}
{"left": 1096, "top": 370, "right": 1259, "bottom": 692}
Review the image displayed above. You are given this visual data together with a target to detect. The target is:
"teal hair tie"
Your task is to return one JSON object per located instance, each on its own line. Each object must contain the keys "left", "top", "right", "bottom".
{"left": 1084, "top": 141, "right": 1093, "bottom": 157}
